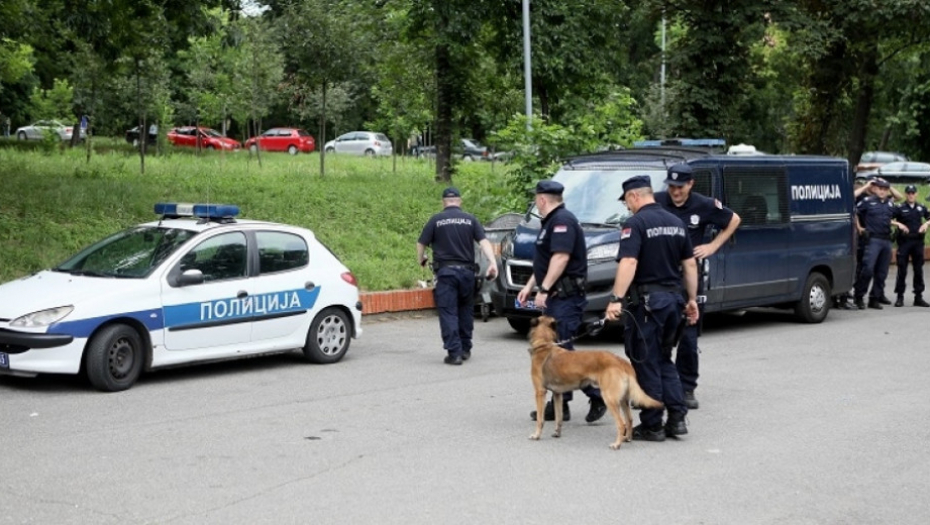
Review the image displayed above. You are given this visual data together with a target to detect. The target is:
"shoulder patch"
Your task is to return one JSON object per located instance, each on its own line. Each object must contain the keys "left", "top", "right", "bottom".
{"left": 714, "top": 199, "right": 722, "bottom": 209}
{"left": 553, "top": 225, "right": 568, "bottom": 233}
{"left": 621, "top": 228, "right": 632, "bottom": 240}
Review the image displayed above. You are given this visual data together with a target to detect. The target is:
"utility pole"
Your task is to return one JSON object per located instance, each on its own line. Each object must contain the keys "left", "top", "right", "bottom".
{"left": 522, "top": 0, "right": 532, "bottom": 130}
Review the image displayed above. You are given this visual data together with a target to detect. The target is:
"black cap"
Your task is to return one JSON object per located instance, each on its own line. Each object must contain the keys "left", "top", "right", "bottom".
{"left": 905, "top": 184, "right": 918, "bottom": 194}
{"left": 535, "top": 180, "right": 564, "bottom": 195}
{"left": 664, "top": 163, "right": 694, "bottom": 186}
{"left": 442, "top": 187, "right": 461, "bottom": 198}
{"left": 619, "top": 175, "right": 652, "bottom": 201}
{"left": 872, "top": 179, "right": 890, "bottom": 189}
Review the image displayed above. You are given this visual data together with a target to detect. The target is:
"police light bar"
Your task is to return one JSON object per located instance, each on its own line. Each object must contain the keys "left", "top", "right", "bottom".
{"left": 154, "top": 203, "right": 240, "bottom": 219}
{"left": 634, "top": 138, "right": 726, "bottom": 148}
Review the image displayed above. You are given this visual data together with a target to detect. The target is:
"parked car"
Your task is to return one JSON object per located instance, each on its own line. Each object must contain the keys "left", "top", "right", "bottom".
{"left": 323, "top": 131, "right": 392, "bottom": 156}
{"left": 244, "top": 128, "right": 316, "bottom": 155}
{"left": 0, "top": 202, "right": 363, "bottom": 392}
{"left": 865, "top": 161, "right": 930, "bottom": 184}
{"left": 412, "top": 138, "right": 493, "bottom": 161}
{"left": 857, "top": 151, "right": 908, "bottom": 173}
{"left": 125, "top": 125, "right": 158, "bottom": 147}
{"left": 167, "top": 126, "right": 241, "bottom": 150}
{"left": 15, "top": 120, "right": 85, "bottom": 142}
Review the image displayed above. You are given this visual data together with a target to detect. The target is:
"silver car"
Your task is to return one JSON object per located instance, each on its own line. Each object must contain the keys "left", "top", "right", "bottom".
{"left": 15, "top": 120, "right": 85, "bottom": 142}
{"left": 323, "top": 131, "right": 392, "bottom": 156}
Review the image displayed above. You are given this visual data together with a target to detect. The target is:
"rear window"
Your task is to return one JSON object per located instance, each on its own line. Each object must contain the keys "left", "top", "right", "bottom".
{"left": 298, "top": 129, "right": 311, "bottom": 137}
{"left": 375, "top": 133, "right": 390, "bottom": 142}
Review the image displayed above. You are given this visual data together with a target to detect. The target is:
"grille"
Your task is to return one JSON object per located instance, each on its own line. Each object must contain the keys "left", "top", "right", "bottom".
{"left": 507, "top": 263, "right": 534, "bottom": 287}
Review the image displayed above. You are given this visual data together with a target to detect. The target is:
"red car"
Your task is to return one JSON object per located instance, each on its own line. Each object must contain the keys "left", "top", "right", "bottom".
{"left": 166, "top": 127, "right": 241, "bottom": 151}
{"left": 244, "top": 128, "right": 316, "bottom": 155}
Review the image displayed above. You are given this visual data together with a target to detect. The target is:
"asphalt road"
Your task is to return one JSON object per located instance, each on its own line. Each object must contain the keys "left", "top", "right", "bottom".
{"left": 3, "top": 286, "right": 930, "bottom": 524}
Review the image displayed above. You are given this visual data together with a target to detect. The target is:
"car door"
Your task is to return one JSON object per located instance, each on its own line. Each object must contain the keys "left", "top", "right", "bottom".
{"left": 339, "top": 133, "right": 360, "bottom": 154}
{"left": 160, "top": 231, "right": 252, "bottom": 351}
{"left": 264, "top": 129, "right": 283, "bottom": 151}
{"left": 248, "top": 230, "right": 318, "bottom": 344}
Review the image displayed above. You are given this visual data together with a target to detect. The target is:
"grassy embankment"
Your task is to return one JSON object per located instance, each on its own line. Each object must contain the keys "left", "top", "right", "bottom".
{"left": 0, "top": 142, "right": 517, "bottom": 290}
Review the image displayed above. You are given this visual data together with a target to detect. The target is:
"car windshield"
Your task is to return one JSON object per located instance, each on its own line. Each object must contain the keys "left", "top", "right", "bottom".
{"left": 203, "top": 128, "right": 224, "bottom": 138}
{"left": 527, "top": 168, "right": 669, "bottom": 226}
{"left": 53, "top": 226, "right": 198, "bottom": 278}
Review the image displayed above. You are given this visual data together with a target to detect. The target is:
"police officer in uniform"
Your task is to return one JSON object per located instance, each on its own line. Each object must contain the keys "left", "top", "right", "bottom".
{"left": 854, "top": 178, "right": 895, "bottom": 309}
{"left": 417, "top": 187, "right": 498, "bottom": 365}
{"left": 892, "top": 185, "right": 930, "bottom": 307}
{"left": 518, "top": 180, "right": 607, "bottom": 423}
{"left": 655, "top": 163, "right": 740, "bottom": 409}
{"left": 605, "top": 175, "right": 699, "bottom": 441}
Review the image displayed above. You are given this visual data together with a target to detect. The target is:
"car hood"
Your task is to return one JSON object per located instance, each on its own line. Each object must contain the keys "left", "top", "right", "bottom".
{"left": 0, "top": 270, "right": 143, "bottom": 319}
{"left": 511, "top": 221, "right": 620, "bottom": 260}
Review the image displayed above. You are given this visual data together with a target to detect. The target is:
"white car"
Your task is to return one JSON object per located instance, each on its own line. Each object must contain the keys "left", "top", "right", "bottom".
{"left": 0, "top": 203, "right": 363, "bottom": 391}
{"left": 323, "top": 131, "right": 392, "bottom": 156}
{"left": 15, "top": 120, "right": 85, "bottom": 141}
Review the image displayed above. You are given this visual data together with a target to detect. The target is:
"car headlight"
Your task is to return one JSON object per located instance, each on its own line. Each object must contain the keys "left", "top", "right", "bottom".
{"left": 10, "top": 306, "right": 75, "bottom": 328}
{"left": 587, "top": 242, "right": 619, "bottom": 264}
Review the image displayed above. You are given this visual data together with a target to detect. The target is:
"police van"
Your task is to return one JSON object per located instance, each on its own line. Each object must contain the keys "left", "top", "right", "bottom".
{"left": 492, "top": 141, "right": 855, "bottom": 332}
{"left": 0, "top": 203, "right": 363, "bottom": 391}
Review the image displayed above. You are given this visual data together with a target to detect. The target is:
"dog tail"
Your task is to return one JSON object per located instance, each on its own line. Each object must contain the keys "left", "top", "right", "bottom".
{"left": 629, "top": 376, "right": 663, "bottom": 409}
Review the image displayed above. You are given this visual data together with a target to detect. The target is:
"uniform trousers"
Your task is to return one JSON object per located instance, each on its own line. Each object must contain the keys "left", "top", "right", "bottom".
{"left": 854, "top": 238, "right": 892, "bottom": 301}
{"left": 433, "top": 267, "right": 475, "bottom": 356}
{"left": 675, "top": 273, "right": 704, "bottom": 393}
{"left": 624, "top": 291, "right": 688, "bottom": 428}
{"left": 894, "top": 239, "right": 926, "bottom": 297}
{"left": 545, "top": 292, "right": 600, "bottom": 402}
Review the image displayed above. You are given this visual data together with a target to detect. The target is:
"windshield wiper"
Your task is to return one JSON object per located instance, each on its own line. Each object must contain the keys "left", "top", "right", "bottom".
{"left": 67, "top": 270, "right": 112, "bottom": 278}
{"left": 580, "top": 221, "right": 618, "bottom": 229}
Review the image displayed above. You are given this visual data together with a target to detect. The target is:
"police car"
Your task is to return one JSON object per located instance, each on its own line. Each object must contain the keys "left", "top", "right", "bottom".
{"left": 0, "top": 203, "right": 363, "bottom": 391}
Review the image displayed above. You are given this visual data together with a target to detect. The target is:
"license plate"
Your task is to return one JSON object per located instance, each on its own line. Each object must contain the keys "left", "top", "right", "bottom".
{"left": 0, "top": 352, "right": 9, "bottom": 369}
{"left": 514, "top": 299, "right": 538, "bottom": 310}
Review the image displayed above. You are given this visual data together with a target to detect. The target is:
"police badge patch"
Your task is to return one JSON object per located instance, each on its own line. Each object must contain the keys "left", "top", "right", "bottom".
{"left": 690, "top": 215, "right": 700, "bottom": 226}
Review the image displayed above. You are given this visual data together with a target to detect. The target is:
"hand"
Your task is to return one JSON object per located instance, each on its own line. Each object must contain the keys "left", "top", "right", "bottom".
{"left": 517, "top": 287, "right": 530, "bottom": 306}
{"left": 605, "top": 302, "right": 623, "bottom": 321}
{"left": 899, "top": 225, "right": 910, "bottom": 234}
{"left": 535, "top": 292, "right": 548, "bottom": 310}
{"left": 485, "top": 265, "right": 498, "bottom": 280}
{"left": 684, "top": 300, "right": 699, "bottom": 325}
{"left": 693, "top": 243, "right": 717, "bottom": 260}
{"left": 419, "top": 256, "right": 428, "bottom": 267}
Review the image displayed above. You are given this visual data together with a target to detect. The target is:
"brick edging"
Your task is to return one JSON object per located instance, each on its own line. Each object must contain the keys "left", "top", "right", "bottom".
{"left": 359, "top": 288, "right": 435, "bottom": 315}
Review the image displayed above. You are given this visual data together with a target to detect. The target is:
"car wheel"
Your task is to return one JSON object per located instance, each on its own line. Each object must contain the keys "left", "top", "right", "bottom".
{"left": 507, "top": 317, "right": 531, "bottom": 335}
{"left": 325, "top": 147, "right": 335, "bottom": 154}
{"left": 249, "top": 144, "right": 258, "bottom": 153}
{"left": 85, "top": 324, "right": 145, "bottom": 392}
{"left": 132, "top": 138, "right": 140, "bottom": 148}
{"left": 206, "top": 144, "right": 215, "bottom": 150}
{"left": 17, "top": 131, "right": 26, "bottom": 140}
{"left": 364, "top": 149, "right": 375, "bottom": 157}
{"left": 302, "top": 307, "right": 351, "bottom": 364}
{"left": 464, "top": 155, "right": 474, "bottom": 162}
{"left": 794, "top": 272, "right": 830, "bottom": 323}
{"left": 288, "top": 145, "right": 298, "bottom": 155}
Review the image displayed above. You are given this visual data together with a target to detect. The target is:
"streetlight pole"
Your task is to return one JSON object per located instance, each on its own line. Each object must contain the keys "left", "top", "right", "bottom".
{"left": 522, "top": 0, "right": 532, "bottom": 130}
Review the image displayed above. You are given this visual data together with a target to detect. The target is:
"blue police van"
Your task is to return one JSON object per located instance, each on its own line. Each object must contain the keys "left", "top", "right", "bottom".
{"left": 492, "top": 141, "right": 855, "bottom": 333}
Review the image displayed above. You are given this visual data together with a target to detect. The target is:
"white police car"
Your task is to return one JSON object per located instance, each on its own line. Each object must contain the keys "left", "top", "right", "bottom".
{"left": 0, "top": 203, "right": 363, "bottom": 391}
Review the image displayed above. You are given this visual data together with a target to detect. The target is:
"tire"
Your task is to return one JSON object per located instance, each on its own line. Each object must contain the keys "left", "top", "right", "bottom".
{"left": 794, "top": 272, "right": 831, "bottom": 323}
{"left": 288, "top": 145, "right": 298, "bottom": 155}
{"left": 302, "top": 307, "right": 351, "bottom": 364}
{"left": 206, "top": 144, "right": 215, "bottom": 150}
{"left": 464, "top": 155, "right": 474, "bottom": 162}
{"left": 132, "top": 138, "right": 140, "bottom": 148}
{"left": 325, "top": 147, "right": 335, "bottom": 154}
{"left": 17, "top": 131, "right": 26, "bottom": 140}
{"left": 507, "top": 317, "right": 531, "bottom": 335}
{"left": 364, "top": 148, "right": 375, "bottom": 157}
{"left": 85, "top": 324, "right": 145, "bottom": 392}
{"left": 249, "top": 144, "right": 258, "bottom": 153}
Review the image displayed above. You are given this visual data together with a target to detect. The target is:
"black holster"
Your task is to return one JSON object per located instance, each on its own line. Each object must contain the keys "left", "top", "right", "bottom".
{"left": 555, "top": 275, "right": 586, "bottom": 297}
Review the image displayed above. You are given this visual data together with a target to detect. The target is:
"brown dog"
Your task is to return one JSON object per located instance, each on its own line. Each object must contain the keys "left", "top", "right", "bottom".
{"left": 528, "top": 315, "right": 663, "bottom": 449}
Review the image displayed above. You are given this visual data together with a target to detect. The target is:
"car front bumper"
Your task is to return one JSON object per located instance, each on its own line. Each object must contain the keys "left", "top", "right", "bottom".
{"left": 0, "top": 328, "right": 85, "bottom": 375}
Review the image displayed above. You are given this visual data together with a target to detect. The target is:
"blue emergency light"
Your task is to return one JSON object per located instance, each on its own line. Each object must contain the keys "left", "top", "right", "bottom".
{"left": 154, "top": 202, "right": 240, "bottom": 219}
{"left": 634, "top": 138, "right": 726, "bottom": 148}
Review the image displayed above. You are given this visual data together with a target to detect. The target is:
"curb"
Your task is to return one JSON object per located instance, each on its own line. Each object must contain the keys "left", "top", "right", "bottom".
{"left": 359, "top": 288, "right": 435, "bottom": 315}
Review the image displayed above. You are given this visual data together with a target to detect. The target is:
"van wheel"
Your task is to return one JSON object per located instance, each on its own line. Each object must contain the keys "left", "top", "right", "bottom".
{"left": 303, "top": 307, "right": 351, "bottom": 363}
{"left": 507, "top": 317, "right": 531, "bottom": 335}
{"left": 85, "top": 324, "right": 145, "bottom": 392}
{"left": 795, "top": 272, "right": 830, "bottom": 323}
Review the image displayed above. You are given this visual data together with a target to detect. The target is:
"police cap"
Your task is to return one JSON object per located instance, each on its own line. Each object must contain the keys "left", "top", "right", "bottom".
{"left": 619, "top": 175, "right": 652, "bottom": 201}
{"left": 905, "top": 184, "right": 918, "bottom": 194}
{"left": 872, "top": 178, "right": 891, "bottom": 189}
{"left": 442, "top": 186, "right": 461, "bottom": 198}
{"left": 664, "top": 163, "right": 694, "bottom": 186}
{"left": 535, "top": 180, "right": 564, "bottom": 195}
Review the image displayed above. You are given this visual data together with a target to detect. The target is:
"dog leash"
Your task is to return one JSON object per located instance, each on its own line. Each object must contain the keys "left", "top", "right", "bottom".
{"left": 554, "top": 317, "right": 608, "bottom": 346}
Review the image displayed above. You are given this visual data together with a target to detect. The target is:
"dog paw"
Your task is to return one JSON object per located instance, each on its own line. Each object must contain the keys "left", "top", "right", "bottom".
{"left": 529, "top": 434, "right": 541, "bottom": 440}
{"left": 551, "top": 432, "right": 561, "bottom": 438}
{"left": 609, "top": 443, "right": 622, "bottom": 450}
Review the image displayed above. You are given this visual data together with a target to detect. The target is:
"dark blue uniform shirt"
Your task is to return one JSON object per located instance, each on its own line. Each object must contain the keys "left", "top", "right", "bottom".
{"left": 893, "top": 202, "right": 930, "bottom": 241}
{"left": 617, "top": 202, "right": 694, "bottom": 287}
{"left": 655, "top": 191, "right": 734, "bottom": 248}
{"left": 533, "top": 204, "right": 587, "bottom": 284}
{"left": 857, "top": 196, "right": 894, "bottom": 237}
{"left": 418, "top": 206, "right": 487, "bottom": 265}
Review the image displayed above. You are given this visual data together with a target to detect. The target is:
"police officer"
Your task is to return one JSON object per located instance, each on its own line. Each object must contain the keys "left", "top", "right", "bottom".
{"left": 605, "top": 175, "right": 699, "bottom": 441}
{"left": 417, "top": 187, "right": 498, "bottom": 365}
{"left": 854, "top": 178, "right": 895, "bottom": 309}
{"left": 655, "top": 163, "right": 740, "bottom": 410}
{"left": 892, "top": 185, "right": 930, "bottom": 307}
{"left": 517, "top": 180, "right": 606, "bottom": 423}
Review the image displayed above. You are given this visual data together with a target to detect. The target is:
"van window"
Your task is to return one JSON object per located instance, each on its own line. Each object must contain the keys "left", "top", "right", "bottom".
{"left": 722, "top": 167, "right": 788, "bottom": 226}
{"left": 693, "top": 169, "right": 713, "bottom": 197}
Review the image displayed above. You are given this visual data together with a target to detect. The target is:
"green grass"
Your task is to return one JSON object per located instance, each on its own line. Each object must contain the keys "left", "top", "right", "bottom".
{"left": 0, "top": 142, "right": 518, "bottom": 291}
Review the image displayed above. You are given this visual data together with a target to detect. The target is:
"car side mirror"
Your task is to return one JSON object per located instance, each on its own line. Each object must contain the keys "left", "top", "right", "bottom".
{"left": 178, "top": 269, "right": 205, "bottom": 286}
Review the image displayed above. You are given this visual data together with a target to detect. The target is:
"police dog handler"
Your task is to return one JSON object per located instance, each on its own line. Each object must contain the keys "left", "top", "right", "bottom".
{"left": 517, "top": 180, "right": 607, "bottom": 424}
{"left": 656, "top": 163, "right": 740, "bottom": 410}
{"left": 605, "top": 175, "right": 699, "bottom": 442}
{"left": 417, "top": 187, "right": 498, "bottom": 365}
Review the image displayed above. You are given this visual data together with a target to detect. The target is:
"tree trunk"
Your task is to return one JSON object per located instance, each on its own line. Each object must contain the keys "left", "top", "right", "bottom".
{"left": 137, "top": 60, "right": 145, "bottom": 176}
{"left": 847, "top": 45, "right": 880, "bottom": 170}
{"left": 320, "top": 81, "right": 327, "bottom": 178}
{"left": 435, "top": 41, "right": 453, "bottom": 183}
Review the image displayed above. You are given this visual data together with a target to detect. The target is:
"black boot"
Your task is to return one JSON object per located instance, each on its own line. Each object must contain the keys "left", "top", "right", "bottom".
{"left": 915, "top": 296, "right": 930, "bottom": 307}
{"left": 895, "top": 295, "right": 904, "bottom": 307}
{"left": 530, "top": 400, "right": 570, "bottom": 422}
{"left": 854, "top": 296, "right": 866, "bottom": 310}
{"left": 665, "top": 411, "right": 688, "bottom": 437}
{"left": 868, "top": 299, "right": 883, "bottom": 310}
{"left": 585, "top": 397, "right": 607, "bottom": 423}
{"left": 878, "top": 296, "right": 892, "bottom": 305}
